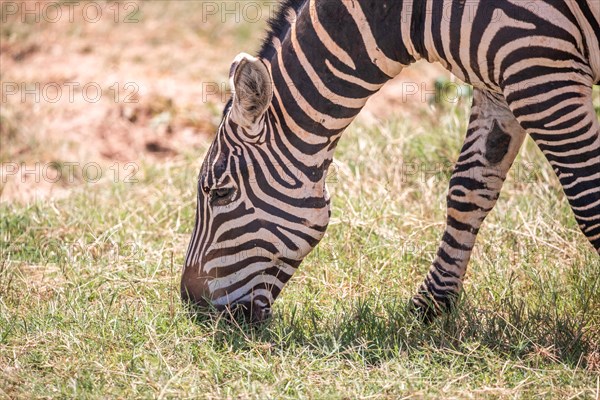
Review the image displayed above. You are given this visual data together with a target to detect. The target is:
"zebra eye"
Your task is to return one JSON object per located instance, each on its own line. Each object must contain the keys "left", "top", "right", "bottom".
{"left": 215, "top": 188, "right": 231, "bottom": 197}
{"left": 210, "top": 187, "right": 235, "bottom": 206}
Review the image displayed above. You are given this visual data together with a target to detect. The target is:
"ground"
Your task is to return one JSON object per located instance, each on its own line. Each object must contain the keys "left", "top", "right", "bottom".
{"left": 1, "top": 1, "right": 600, "bottom": 398}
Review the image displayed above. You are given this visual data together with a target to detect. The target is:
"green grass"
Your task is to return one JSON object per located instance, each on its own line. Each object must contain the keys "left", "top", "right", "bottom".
{"left": 1, "top": 1, "right": 600, "bottom": 396}
{"left": 2, "top": 101, "right": 599, "bottom": 398}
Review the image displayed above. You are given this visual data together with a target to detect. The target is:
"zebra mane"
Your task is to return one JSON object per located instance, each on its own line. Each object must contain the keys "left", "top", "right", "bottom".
{"left": 258, "top": 0, "right": 308, "bottom": 60}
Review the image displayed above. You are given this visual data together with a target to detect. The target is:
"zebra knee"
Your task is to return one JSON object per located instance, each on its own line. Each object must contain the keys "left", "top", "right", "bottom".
{"left": 484, "top": 120, "right": 512, "bottom": 164}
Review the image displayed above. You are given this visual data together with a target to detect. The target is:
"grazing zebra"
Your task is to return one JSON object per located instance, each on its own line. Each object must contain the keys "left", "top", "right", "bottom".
{"left": 181, "top": 0, "right": 600, "bottom": 321}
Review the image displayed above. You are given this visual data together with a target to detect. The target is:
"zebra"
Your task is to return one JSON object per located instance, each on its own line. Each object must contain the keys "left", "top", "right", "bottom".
{"left": 181, "top": 0, "right": 600, "bottom": 322}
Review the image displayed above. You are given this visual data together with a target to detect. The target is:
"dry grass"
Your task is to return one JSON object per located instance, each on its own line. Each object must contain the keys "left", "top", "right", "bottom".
{"left": 1, "top": 1, "right": 600, "bottom": 398}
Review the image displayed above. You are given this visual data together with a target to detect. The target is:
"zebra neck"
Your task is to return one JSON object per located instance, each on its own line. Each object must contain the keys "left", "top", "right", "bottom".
{"left": 263, "top": 0, "right": 425, "bottom": 164}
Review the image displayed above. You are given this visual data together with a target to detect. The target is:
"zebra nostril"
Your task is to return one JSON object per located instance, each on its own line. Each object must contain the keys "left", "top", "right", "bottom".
{"left": 241, "top": 301, "right": 272, "bottom": 322}
{"left": 261, "top": 307, "right": 272, "bottom": 320}
{"left": 250, "top": 306, "right": 272, "bottom": 323}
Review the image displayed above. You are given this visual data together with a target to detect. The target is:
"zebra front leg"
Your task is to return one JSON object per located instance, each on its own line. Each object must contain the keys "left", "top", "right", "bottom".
{"left": 411, "top": 89, "right": 526, "bottom": 321}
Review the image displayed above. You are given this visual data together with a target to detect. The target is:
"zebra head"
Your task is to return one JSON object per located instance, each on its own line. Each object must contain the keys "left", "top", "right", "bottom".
{"left": 181, "top": 53, "right": 332, "bottom": 322}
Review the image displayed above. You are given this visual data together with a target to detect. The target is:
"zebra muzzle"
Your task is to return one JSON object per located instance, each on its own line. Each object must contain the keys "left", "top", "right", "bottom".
{"left": 181, "top": 263, "right": 274, "bottom": 323}
{"left": 180, "top": 263, "right": 212, "bottom": 309}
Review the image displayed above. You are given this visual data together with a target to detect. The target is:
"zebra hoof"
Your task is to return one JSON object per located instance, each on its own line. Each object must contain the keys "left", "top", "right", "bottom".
{"left": 409, "top": 294, "right": 441, "bottom": 323}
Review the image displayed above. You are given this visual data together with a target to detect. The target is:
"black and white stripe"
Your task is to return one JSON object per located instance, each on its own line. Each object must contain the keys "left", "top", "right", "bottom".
{"left": 181, "top": 0, "right": 600, "bottom": 321}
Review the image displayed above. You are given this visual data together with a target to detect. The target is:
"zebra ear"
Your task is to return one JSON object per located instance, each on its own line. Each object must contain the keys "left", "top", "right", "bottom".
{"left": 229, "top": 53, "right": 273, "bottom": 127}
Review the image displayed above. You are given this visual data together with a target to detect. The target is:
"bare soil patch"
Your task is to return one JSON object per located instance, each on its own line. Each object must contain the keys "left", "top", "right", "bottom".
{"left": 1, "top": 1, "right": 448, "bottom": 202}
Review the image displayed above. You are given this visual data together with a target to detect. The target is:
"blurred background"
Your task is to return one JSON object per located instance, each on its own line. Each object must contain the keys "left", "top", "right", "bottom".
{"left": 0, "top": 0, "right": 454, "bottom": 203}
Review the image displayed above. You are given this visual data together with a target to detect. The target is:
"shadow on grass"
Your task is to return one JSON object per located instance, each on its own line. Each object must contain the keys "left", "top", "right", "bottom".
{"left": 186, "top": 293, "right": 599, "bottom": 369}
